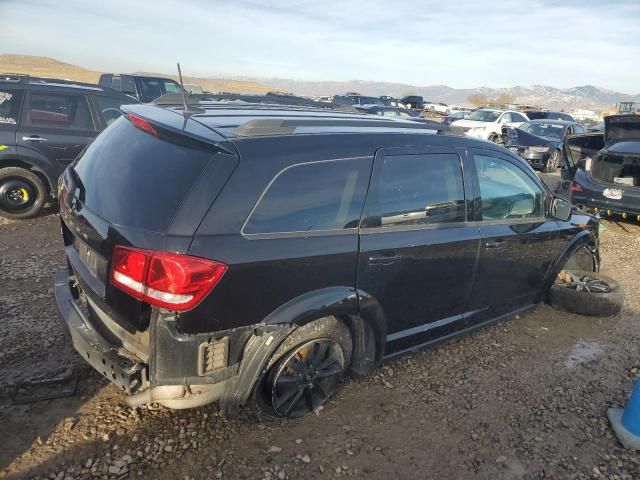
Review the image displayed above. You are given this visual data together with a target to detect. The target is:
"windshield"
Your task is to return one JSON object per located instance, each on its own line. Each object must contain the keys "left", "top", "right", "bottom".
{"left": 467, "top": 110, "right": 500, "bottom": 122}
{"left": 519, "top": 122, "right": 565, "bottom": 139}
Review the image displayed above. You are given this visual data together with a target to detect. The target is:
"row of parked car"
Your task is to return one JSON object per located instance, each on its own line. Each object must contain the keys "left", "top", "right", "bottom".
{"left": 0, "top": 73, "right": 636, "bottom": 222}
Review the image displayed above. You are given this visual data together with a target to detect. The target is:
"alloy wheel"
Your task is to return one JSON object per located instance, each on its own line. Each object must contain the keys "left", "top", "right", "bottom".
{"left": 270, "top": 338, "right": 345, "bottom": 418}
{"left": 548, "top": 151, "right": 560, "bottom": 172}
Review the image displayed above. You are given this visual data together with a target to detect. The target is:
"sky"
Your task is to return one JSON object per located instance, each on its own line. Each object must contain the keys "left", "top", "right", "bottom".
{"left": 1, "top": 0, "right": 639, "bottom": 93}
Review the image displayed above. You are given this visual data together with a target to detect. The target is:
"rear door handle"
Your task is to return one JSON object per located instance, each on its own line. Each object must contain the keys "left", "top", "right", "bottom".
{"left": 368, "top": 254, "right": 400, "bottom": 266}
{"left": 485, "top": 239, "right": 506, "bottom": 249}
{"left": 22, "top": 135, "right": 48, "bottom": 142}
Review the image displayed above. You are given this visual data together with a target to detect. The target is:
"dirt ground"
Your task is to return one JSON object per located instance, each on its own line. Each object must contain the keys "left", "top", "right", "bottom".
{"left": 2, "top": 185, "right": 640, "bottom": 479}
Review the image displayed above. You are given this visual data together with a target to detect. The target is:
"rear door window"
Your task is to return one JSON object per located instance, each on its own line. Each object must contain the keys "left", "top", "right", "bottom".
{"left": 243, "top": 158, "right": 372, "bottom": 235}
{"left": 26, "top": 93, "right": 95, "bottom": 131}
{"left": 362, "top": 153, "right": 466, "bottom": 228}
{"left": 0, "top": 89, "right": 23, "bottom": 127}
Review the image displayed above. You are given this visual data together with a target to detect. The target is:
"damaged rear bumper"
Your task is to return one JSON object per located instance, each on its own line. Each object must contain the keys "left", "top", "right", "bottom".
{"left": 54, "top": 268, "right": 293, "bottom": 412}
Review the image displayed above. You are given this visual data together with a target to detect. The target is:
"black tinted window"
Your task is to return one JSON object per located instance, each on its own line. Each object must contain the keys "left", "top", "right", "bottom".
{"left": 121, "top": 77, "right": 136, "bottom": 96}
{"left": 73, "top": 117, "right": 213, "bottom": 232}
{"left": 0, "top": 90, "right": 23, "bottom": 127}
{"left": 27, "top": 93, "right": 94, "bottom": 130}
{"left": 474, "top": 155, "right": 543, "bottom": 220}
{"left": 244, "top": 158, "right": 372, "bottom": 234}
{"left": 362, "top": 153, "right": 466, "bottom": 228}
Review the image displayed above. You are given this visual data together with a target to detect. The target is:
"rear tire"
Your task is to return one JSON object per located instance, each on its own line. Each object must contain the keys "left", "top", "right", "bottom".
{"left": 0, "top": 167, "right": 47, "bottom": 219}
{"left": 549, "top": 270, "right": 624, "bottom": 317}
{"left": 256, "top": 316, "right": 352, "bottom": 418}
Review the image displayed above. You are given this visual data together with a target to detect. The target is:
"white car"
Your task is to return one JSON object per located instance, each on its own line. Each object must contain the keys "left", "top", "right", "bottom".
{"left": 423, "top": 102, "right": 451, "bottom": 114}
{"left": 451, "top": 109, "right": 529, "bottom": 142}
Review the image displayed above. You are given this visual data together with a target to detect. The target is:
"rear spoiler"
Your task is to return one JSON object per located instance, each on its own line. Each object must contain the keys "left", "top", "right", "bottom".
{"left": 120, "top": 104, "right": 234, "bottom": 155}
{"left": 604, "top": 114, "right": 640, "bottom": 143}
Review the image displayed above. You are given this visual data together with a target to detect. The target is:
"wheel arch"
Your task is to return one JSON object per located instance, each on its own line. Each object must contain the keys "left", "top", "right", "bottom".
{"left": 261, "top": 286, "right": 386, "bottom": 376}
{"left": 219, "top": 287, "right": 387, "bottom": 414}
{"left": 537, "top": 229, "right": 599, "bottom": 303}
{"left": 0, "top": 157, "right": 55, "bottom": 196}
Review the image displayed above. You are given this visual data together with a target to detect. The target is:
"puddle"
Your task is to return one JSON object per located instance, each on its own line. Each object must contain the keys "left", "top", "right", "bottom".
{"left": 565, "top": 341, "right": 603, "bottom": 369}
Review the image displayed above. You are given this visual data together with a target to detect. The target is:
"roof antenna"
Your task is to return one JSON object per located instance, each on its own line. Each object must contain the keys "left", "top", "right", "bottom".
{"left": 177, "top": 62, "right": 190, "bottom": 114}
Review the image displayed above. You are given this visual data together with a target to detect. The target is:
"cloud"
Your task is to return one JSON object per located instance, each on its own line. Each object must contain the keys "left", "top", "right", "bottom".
{"left": 1, "top": 0, "right": 638, "bottom": 93}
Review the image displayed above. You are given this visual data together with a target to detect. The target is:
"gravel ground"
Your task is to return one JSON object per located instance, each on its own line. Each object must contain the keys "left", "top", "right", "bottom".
{"left": 1, "top": 189, "right": 640, "bottom": 480}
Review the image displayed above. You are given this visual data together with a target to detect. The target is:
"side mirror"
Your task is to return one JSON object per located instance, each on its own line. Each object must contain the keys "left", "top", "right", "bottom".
{"left": 552, "top": 197, "right": 572, "bottom": 221}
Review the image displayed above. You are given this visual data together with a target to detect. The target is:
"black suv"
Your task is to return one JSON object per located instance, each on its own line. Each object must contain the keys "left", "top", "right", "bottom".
{"left": 55, "top": 102, "right": 600, "bottom": 418}
{"left": 98, "top": 74, "right": 184, "bottom": 102}
{"left": 0, "top": 74, "right": 138, "bottom": 219}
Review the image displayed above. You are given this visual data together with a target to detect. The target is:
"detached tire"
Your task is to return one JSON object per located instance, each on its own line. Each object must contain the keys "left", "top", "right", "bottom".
{"left": 256, "top": 316, "right": 352, "bottom": 418}
{"left": 0, "top": 167, "right": 47, "bottom": 219}
{"left": 549, "top": 270, "right": 624, "bottom": 317}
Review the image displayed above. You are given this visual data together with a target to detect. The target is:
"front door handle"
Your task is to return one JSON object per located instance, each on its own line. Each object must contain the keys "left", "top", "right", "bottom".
{"left": 485, "top": 239, "right": 506, "bottom": 249}
{"left": 22, "top": 135, "right": 48, "bottom": 142}
{"left": 368, "top": 254, "right": 400, "bottom": 266}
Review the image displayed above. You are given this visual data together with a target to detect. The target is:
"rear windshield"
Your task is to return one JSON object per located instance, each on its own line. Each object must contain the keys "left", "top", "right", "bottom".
{"left": 73, "top": 117, "right": 213, "bottom": 232}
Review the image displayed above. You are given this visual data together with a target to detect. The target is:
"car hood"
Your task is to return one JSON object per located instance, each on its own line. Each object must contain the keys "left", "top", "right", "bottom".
{"left": 605, "top": 115, "right": 640, "bottom": 143}
{"left": 451, "top": 119, "right": 491, "bottom": 128}
{"left": 506, "top": 128, "right": 559, "bottom": 148}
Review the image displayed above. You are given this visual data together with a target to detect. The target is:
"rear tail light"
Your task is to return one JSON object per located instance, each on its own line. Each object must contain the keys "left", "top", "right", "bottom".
{"left": 127, "top": 114, "right": 158, "bottom": 137}
{"left": 111, "top": 246, "right": 227, "bottom": 311}
{"left": 570, "top": 184, "right": 583, "bottom": 192}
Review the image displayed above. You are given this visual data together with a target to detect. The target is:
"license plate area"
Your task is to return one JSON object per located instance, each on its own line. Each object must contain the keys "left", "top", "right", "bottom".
{"left": 73, "top": 238, "right": 108, "bottom": 282}
{"left": 603, "top": 188, "right": 623, "bottom": 200}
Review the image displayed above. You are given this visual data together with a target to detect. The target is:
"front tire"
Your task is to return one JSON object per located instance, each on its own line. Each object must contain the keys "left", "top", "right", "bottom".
{"left": 549, "top": 270, "right": 624, "bottom": 317}
{"left": 0, "top": 167, "right": 47, "bottom": 219}
{"left": 544, "top": 150, "right": 561, "bottom": 174}
{"left": 257, "top": 316, "right": 352, "bottom": 418}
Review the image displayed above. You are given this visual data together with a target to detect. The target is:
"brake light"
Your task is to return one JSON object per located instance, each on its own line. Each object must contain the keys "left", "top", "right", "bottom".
{"left": 111, "top": 246, "right": 227, "bottom": 311}
{"left": 570, "top": 184, "right": 583, "bottom": 192}
{"left": 127, "top": 114, "right": 158, "bottom": 137}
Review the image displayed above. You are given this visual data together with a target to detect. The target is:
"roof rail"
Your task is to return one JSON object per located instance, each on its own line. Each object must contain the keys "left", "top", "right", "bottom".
{"left": 153, "top": 92, "right": 361, "bottom": 113}
{"left": 232, "top": 118, "right": 460, "bottom": 137}
{"left": 0, "top": 73, "right": 31, "bottom": 82}
{"left": 0, "top": 74, "right": 103, "bottom": 90}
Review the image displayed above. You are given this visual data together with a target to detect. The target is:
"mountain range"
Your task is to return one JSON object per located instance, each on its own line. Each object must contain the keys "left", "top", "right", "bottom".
{"left": 227, "top": 77, "right": 639, "bottom": 111}
{"left": 1, "top": 54, "right": 636, "bottom": 111}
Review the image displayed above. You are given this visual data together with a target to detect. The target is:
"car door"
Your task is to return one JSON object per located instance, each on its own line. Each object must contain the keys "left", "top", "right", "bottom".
{"left": 465, "top": 149, "right": 561, "bottom": 323}
{"left": 562, "top": 132, "right": 605, "bottom": 181}
{"left": 17, "top": 91, "right": 99, "bottom": 175}
{"left": 0, "top": 87, "right": 23, "bottom": 158}
{"left": 357, "top": 147, "right": 481, "bottom": 354}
